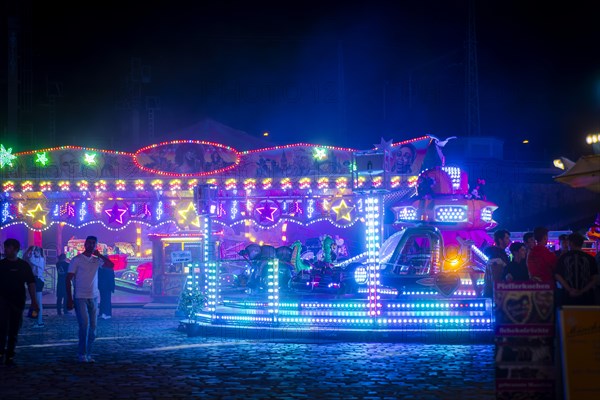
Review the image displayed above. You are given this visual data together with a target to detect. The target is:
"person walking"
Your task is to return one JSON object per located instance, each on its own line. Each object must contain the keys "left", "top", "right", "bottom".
{"left": 23, "top": 246, "right": 46, "bottom": 328}
{"left": 98, "top": 265, "right": 115, "bottom": 319}
{"left": 0, "top": 239, "right": 39, "bottom": 366}
{"left": 55, "top": 254, "right": 69, "bottom": 315}
{"left": 66, "top": 236, "right": 114, "bottom": 363}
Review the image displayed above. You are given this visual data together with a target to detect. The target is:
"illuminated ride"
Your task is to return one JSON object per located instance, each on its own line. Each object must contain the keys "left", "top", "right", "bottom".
{"left": 0, "top": 136, "right": 497, "bottom": 337}
{"left": 187, "top": 144, "right": 498, "bottom": 337}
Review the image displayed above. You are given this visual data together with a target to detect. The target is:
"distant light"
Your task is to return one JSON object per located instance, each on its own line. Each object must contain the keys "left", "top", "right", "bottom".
{"left": 263, "top": 131, "right": 269, "bottom": 137}
{"left": 553, "top": 159, "right": 565, "bottom": 170}
{"left": 586, "top": 133, "right": 599, "bottom": 144}
{"left": 522, "top": 139, "right": 529, "bottom": 144}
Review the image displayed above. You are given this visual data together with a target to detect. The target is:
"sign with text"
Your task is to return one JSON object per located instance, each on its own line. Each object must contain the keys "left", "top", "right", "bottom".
{"left": 559, "top": 306, "right": 600, "bottom": 400}
{"left": 495, "top": 282, "right": 555, "bottom": 337}
{"left": 171, "top": 251, "right": 192, "bottom": 263}
{"left": 495, "top": 282, "right": 557, "bottom": 399}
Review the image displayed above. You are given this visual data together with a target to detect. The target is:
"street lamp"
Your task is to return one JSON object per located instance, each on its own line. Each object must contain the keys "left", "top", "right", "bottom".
{"left": 585, "top": 133, "right": 600, "bottom": 154}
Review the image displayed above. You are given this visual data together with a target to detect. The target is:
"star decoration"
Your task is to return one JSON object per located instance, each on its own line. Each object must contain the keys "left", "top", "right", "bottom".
{"left": 313, "top": 147, "right": 328, "bottom": 161}
{"left": 83, "top": 152, "right": 97, "bottom": 165}
{"left": 26, "top": 203, "right": 48, "bottom": 225}
{"left": 35, "top": 152, "right": 49, "bottom": 166}
{"left": 105, "top": 202, "right": 128, "bottom": 224}
{"left": 178, "top": 202, "right": 200, "bottom": 227}
{"left": 0, "top": 144, "right": 17, "bottom": 168}
{"left": 374, "top": 137, "right": 393, "bottom": 151}
{"left": 255, "top": 200, "right": 279, "bottom": 223}
{"left": 331, "top": 199, "right": 354, "bottom": 222}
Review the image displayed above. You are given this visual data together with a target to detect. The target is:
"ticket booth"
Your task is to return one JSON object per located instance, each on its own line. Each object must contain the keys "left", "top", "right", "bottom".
{"left": 148, "top": 233, "right": 204, "bottom": 302}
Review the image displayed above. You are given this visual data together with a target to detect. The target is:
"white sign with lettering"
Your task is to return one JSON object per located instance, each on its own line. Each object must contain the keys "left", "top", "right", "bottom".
{"left": 171, "top": 251, "right": 192, "bottom": 263}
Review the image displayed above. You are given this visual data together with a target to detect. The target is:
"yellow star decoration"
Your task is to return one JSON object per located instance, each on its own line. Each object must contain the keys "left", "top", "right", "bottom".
{"left": 331, "top": 199, "right": 354, "bottom": 222}
{"left": 26, "top": 203, "right": 48, "bottom": 225}
{"left": 178, "top": 202, "right": 200, "bottom": 227}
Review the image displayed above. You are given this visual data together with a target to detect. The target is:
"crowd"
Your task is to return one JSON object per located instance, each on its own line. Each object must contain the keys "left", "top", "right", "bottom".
{"left": 0, "top": 236, "right": 114, "bottom": 367}
{"left": 484, "top": 227, "right": 600, "bottom": 307}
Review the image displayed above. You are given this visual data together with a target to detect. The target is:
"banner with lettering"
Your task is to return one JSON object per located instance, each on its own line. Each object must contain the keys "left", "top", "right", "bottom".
{"left": 494, "top": 282, "right": 555, "bottom": 337}
{"left": 559, "top": 306, "right": 600, "bottom": 400}
{"left": 494, "top": 281, "right": 556, "bottom": 399}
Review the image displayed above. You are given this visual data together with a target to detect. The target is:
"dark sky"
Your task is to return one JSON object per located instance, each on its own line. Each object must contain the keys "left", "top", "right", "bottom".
{"left": 2, "top": 0, "right": 599, "bottom": 160}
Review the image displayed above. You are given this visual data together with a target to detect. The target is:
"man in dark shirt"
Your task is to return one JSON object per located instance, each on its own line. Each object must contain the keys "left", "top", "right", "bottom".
{"left": 554, "top": 234, "right": 569, "bottom": 257}
{"left": 502, "top": 242, "right": 530, "bottom": 282}
{"left": 555, "top": 233, "right": 599, "bottom": 306}
{"left": 0, "top": 238, "right": 39, "bottom": 366}
{"left": 523, "top": 231, "right": 535, "bottom": 255}
{"left": 483, "top": 229, "right": 511, "bottom": 298}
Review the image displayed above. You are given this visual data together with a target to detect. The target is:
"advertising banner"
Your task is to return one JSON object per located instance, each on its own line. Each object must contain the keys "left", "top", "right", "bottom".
{"left": 559, "top": 306, "right": 600, "bottom": 400}
{"left": 495, "top": 282, "right": 555, "bottom": 337}
{"left": 495, "top": 281, "right": 556, "bottom": 399}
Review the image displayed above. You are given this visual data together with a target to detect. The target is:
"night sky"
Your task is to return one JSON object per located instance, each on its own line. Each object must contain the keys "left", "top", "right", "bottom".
{"left": 2, "top": 1, "right": 599, "bottom": 160}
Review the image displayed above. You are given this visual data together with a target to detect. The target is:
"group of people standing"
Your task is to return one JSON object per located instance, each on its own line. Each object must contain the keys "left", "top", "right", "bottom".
{"left": 0, "top": 236, "right": 115, "bottom": 366}
{"left": 484, "top": 227, "right": 600, "bottom": 307}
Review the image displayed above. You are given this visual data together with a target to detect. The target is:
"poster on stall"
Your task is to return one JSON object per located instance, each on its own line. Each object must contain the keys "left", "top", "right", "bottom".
{"left": 559, "top": 306, "right": 600, "bottom": 400}
{"left": 494, "top": 282, "right": 555, "bottom": 337}
{"left": 494, "top": 281, "right": 556, "bottom": 399}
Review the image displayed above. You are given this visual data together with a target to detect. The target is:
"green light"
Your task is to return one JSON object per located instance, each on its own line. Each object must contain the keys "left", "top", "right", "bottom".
{"left": 84, "top": 152, "right": 97, "bottom": 165}
{"left": 0, "top": 144, "right": 17, "bottom": 168}
{"left": 313, "top": 147, "right": 327, "bottom": 161}
{"left": 35, "top": 152, "right": 49, "bottom": 166}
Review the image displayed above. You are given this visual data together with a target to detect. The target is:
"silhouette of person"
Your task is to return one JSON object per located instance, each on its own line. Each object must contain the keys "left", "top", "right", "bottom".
{"left": 0, "top": 238, "right": 39, "bottom": 366}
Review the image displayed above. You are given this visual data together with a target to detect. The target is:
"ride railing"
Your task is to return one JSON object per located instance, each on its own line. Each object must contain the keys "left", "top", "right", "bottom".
{"left": 192, "top": 257, "right": 494, "bottom": 331}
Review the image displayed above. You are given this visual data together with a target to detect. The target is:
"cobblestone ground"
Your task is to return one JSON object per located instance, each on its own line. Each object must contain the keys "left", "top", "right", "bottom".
{"left": 0, "top": 308, "right": 495, "bottom": 400}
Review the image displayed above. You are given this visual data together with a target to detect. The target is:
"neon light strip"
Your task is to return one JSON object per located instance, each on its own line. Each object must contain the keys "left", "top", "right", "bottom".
{"left": 0, "top": 219, "right": 177, "bottom": 232}
{"left": 15, "top": 146, "right": 133, "bottom": 156}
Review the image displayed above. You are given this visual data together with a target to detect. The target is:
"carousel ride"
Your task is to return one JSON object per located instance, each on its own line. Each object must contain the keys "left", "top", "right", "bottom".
{"left": 183, "top": 145, "right": 498, "bottom": 337}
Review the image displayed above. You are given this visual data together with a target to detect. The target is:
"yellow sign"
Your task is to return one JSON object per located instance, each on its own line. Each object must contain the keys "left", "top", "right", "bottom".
{"left": 559, "top": 306, "right": 600, "bottom": 399}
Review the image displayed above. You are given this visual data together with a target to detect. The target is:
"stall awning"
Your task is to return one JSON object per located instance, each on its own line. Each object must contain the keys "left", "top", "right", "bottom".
{"left": 554, "top": 154, "right": 600, "bottom": 192}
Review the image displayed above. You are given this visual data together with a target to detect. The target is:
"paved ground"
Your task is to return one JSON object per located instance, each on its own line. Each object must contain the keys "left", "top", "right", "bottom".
{"left": 0, "top": 305, "right": 495, "bottom": 400}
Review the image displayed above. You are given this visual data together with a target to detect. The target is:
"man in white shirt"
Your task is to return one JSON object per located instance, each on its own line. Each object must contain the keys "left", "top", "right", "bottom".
{"left": 66, "top": 236, "right": 114, "bottom": 363}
